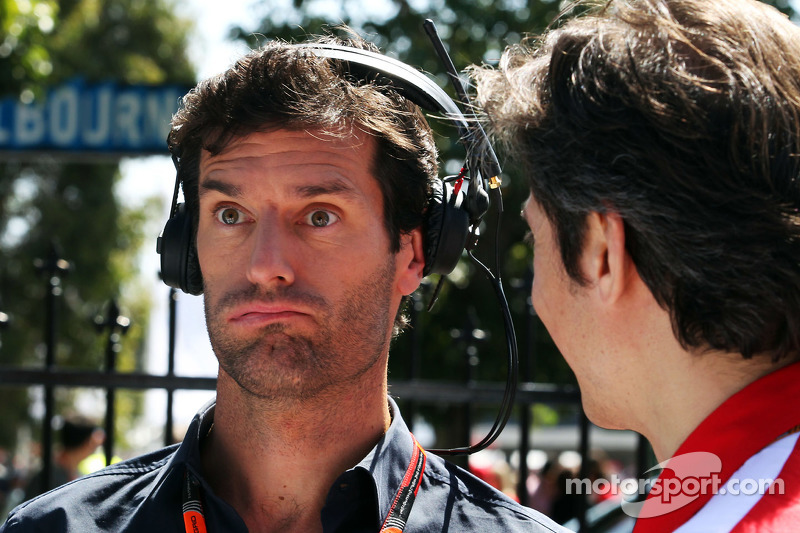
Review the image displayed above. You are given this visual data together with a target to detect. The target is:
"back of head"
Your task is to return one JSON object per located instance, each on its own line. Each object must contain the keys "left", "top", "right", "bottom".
{"left": 60, "top": 416, "right": 99, "bottom": 451}
{"left": 474, "top": 0, "right": 800, "bottom": 360}
{"left": 169, "top": 31, "right": 438, "bottom": 253}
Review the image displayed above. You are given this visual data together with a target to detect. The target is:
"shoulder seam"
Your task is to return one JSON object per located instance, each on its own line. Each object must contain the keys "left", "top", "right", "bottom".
{"left": 84, "top": 450, "right": 174, "bottom": 477}
{"left": 422, "top": 468, "right": 554, "bottom": 525}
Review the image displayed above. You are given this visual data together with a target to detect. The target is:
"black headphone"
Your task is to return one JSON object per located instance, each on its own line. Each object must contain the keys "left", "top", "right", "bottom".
{"left": 157, "top": 41, "right": 499, "bottom": 296}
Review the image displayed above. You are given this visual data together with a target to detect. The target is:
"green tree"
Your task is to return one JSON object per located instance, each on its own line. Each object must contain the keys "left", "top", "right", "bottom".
{"left": 0, "top": 0, "right": 195, "bottom": 451}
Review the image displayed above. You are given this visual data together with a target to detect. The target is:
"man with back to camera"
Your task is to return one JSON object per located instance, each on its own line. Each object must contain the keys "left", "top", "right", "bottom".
{"left": 473, "top": 0, "right": 800, "bottom": 530}
{"left": 1, "top": 32, "right": 569, "bottom": 533}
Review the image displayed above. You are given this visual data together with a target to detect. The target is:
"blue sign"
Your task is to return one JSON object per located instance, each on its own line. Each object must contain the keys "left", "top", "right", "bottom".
{"left": 0, "top": 79, "right": 191, "bottom": 155}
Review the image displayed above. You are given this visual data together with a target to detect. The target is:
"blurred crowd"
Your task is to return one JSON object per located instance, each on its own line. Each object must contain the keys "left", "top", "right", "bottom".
{"left": 0, "top": 415, "right": 111, "bottom": 518}
{"left": 469, "top": 447, "right": 630, "bottom": 525}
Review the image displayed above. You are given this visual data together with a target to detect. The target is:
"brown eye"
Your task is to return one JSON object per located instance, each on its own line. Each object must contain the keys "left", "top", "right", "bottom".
{"left": 217, "top": 207, "right": 241, "bottom": 225}
{"left": 306, "top": 210, "right": 339, "bottom": 227}
{"left": 311, "top": 211, "right": 329, "bottom": 227}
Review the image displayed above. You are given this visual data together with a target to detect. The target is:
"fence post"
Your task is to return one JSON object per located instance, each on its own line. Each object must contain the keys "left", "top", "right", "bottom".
{"left": 165, "top": 288, "right": 178, "bottom": 446}
{"left": 33, "top": 243, "right": 70, "bottom": 494}
{"left": 405, "top": 289, "right": 425, "bottom": 432}
{"left": 515, "top": 269, "right": 534, "bottom": 507}
{"left": 450, "top": 308, "right": 487, "bottom": 464}
{"left": 577, "top": 409, "right": 591, "bottom": 531}
{"left": 94, "top": 298, "right": 130, "bottom": 466}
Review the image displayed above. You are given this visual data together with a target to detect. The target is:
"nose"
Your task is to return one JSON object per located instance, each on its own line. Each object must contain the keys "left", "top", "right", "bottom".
{"left": 246, "top": 219, "right": 296, "bottom": 287}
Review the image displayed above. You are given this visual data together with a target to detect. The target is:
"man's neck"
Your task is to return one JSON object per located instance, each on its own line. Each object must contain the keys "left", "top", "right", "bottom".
{"left": 639, "top": 350, "right": 799, "bottom": 462}
{"left": 201, "top": 369, "right": 391, "bottom": 533}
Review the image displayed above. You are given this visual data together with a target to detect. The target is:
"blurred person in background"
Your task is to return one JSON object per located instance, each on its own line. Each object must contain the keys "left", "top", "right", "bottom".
{"left": 23, "top": 415, "right": 104, "bottom": 500}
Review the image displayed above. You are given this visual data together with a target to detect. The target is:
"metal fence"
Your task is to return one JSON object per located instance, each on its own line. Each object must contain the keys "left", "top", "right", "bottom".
{"left": 0, "top": 261, "right": 648, "bottom": 531}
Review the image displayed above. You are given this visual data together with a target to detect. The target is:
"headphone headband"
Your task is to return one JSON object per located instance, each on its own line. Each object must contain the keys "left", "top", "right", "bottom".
{"left": 296, "top": 44, "right": 469, "bottom": 129}
{"left": 300, "top": 43, "right": 493, "bottom": 226}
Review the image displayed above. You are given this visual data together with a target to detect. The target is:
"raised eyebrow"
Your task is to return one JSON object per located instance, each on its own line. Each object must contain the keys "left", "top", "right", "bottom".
{"left": 198, "top": 177, "right": 358, "bottom": 200}
{"left": 295, "top": 178, "right": 358, "bottom": 199}
{"left": 199, "top": 178, "right": 243, "bottom": 198}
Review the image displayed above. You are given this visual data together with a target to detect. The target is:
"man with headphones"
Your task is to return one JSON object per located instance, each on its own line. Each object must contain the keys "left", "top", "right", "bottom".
{"left": 2, "top": 33, "right": 567, "bottom": 533}
{"left": 473, "top": 0, "right": 800, "bottom": 530}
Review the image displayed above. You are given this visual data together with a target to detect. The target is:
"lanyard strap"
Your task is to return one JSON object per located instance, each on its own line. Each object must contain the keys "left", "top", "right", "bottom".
{"left": 182, "top": 435, "right": 427, "bottom": 533}
{"left": 379, "top": 435, "right": 427, "bottom": 533}
{"left": 183, "top": 471, "right": 208, "bottom": 533}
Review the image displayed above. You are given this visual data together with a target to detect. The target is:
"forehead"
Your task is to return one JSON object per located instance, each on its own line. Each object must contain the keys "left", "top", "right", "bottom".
{"left": 198, "top": 129, "right": 379, "bottom": 193}
{"left": 201, "top": 128, "right": 374, "bottom": 165}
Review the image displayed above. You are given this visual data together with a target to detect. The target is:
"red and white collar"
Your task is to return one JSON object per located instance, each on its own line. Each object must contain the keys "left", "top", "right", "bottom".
{"left": 633, "top": 361, "right": 800, "bottom": 532}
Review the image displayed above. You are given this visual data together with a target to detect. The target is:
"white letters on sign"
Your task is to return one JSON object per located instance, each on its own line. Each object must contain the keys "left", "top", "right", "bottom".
{"left": 0, "top": 79, "right": 188, "bottom": 154}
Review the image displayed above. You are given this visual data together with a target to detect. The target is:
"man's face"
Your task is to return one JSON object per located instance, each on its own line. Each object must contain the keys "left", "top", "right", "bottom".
{"left": 523, "top": 195, "right": 662, "bottom": 432}
{"left": 522, "top": 195, "right": 606, "bottom": 417}
{"left": 522, "top": 196, "right": 583, "bottom": 355}
{"left": 196, "top": 129, "right": 421, "bottom": 400}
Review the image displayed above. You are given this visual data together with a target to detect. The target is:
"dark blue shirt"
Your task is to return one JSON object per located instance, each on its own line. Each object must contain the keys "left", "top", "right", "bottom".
{"left": 2, "top": 398, "right": 569, "bottom": 532}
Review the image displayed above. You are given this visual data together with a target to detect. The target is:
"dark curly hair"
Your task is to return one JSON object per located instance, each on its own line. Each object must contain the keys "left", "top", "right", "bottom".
{"left": 474, "top": 0, "right": 800, "bottom": 360}
{"left": 168, "top": 32, "right": 439, "bottom": 333}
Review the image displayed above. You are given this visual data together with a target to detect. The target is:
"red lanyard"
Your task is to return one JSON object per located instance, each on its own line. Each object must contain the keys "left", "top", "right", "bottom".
{"left": 182, "top": 435, "right": 427, "bottom": 533}
{"left": 182, "top": 471, "right": 208, "bottom": 533}
{"left": 379, "top": 435, "right": 427, "bottom": 533}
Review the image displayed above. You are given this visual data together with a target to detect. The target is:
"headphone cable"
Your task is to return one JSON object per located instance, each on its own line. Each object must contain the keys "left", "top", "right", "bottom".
{"left": 429, "top": 187, "right": 519, "bottom": 455}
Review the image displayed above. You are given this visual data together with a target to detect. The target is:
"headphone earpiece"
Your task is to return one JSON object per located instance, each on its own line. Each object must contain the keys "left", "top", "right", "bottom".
{"left": 157, "top": 203, "right": 203, "bottom": 295}
{"left": 423, "top": 180, "right": 470, "bottom": 276}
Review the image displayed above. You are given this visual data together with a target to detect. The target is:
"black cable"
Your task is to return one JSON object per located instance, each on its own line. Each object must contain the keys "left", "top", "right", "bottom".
{"left": 420, "top": 19, "right": 519, "bottom": 455}
{"left": 429, "top": 188, "right": 519, "bottom": 455}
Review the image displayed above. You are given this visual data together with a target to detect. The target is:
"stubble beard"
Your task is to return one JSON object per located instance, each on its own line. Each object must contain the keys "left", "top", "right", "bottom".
{"left": 204, "top": 258, "right": 397, "bottom": 403}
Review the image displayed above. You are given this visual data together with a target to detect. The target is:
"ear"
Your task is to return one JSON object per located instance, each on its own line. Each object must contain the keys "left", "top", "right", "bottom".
{"left": 396, "top": 228, "right": 426, "bottom": 296}
{"left": 580, "top": 211, "right": 632, "bottom": 304}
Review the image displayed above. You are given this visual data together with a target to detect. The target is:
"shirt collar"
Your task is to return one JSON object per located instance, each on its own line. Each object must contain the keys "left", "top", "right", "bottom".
{"left": 145, "top": 396, "right": 419, "bottom": 525}
{"left": 351, "top": 396, "right": 419, "bottom": 519}
{"left": 634, "top": 360, "right": 800, "bottom": 531}
{"left": 146, "top": 398, "right": 216, "bottom": 504}
{"left": 673, "top": 360, "right": 800, "bottom": 467}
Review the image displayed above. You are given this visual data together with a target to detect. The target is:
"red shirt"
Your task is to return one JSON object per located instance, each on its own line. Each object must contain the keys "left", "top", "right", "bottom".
{"left": 632, "top": 362, "right": 800, "bottom": 532}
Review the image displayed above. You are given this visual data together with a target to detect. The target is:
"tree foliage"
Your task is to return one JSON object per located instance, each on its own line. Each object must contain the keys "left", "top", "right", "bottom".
{"left": 0, "top": 0, "right": 195, "bottom": 450}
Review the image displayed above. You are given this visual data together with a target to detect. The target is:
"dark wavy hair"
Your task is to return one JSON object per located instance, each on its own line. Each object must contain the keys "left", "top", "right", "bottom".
{"left": 474, "top": 0, "right": 800, "bottom": 360}
{"left": 168, "top": 32, "right": 439, "bottom": 333}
